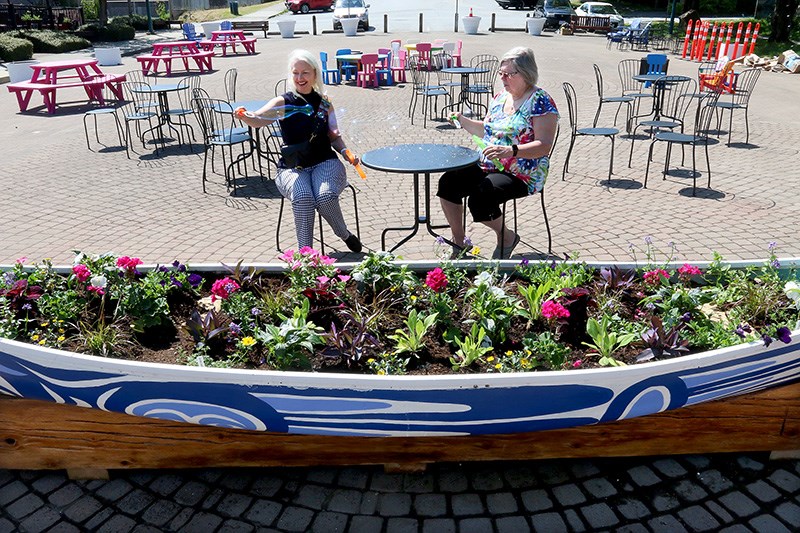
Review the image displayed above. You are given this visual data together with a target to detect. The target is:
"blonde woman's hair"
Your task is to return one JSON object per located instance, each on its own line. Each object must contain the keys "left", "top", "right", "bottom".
{"left": 501, "top": 46, "right": 539, "bottom": 88}
{"left": 286, "top": 49, "right": 326, "bottom": 96}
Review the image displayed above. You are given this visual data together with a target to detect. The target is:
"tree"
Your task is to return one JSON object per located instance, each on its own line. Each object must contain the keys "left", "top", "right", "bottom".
{"left": 769, "top": 0, "right": 798, "bottom": 42}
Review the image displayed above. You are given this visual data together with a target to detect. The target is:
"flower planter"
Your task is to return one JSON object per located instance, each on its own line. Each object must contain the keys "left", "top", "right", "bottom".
{"left": 6, "top": 60, "right": 39, "bottom": 83}
{"left": 462, "top": 16, "right": 481, "bottom": 35}
{"left": 277, "top": 19, "right": 296, "bottom": 38}
{"left": 1, "top": 258, "right": 799, "bottom": 471}
{"left": 93, "top": 47, "right": 122, "bottom": 66}
{"left": 340, "top": 17, "right": 360, "bottom": 36}
{"left": 527, "top": 17, "right": 546, "bottom": 36}
{"left": 201, "top": 21, "right": 220, "bottom": 38}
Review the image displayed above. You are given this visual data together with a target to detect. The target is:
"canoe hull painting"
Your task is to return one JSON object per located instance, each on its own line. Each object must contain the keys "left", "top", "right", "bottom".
{"left": 0, "top": 335, "right": 799, "bottom": 437}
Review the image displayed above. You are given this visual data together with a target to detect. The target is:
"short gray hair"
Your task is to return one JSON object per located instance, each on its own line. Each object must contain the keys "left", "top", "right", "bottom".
{"left": 500, "top": 47, "right": 539, "bottom": 88}
{"left": 286, "top": 49, "right": 326, "bottom": 96}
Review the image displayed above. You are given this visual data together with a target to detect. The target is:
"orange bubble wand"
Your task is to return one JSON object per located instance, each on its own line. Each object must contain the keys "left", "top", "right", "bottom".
{"left": 344, "top": 149, "right": 367, "bottom": 180}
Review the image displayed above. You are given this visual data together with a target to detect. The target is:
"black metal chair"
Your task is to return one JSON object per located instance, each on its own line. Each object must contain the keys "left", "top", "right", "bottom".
{"left": 645, "top": 89, "right": 723, "bottom": 196}
{"left": 165, "top": 75, "right": 200, "bottom": 150}
{"left": 83, "top": 81, "right": 125, "bottom": 151}
{"left": 592, "top": 63, "right": 634, "bottom": 132}
{"left": 120, "top": 81, "right": 162, "bottom": 159}
{"left": 407, "top": 56, "right": 450, "bottom": 128}
{"left": 628, "top": 75, "right": 697, "bottom": 167}
{"left": 713, "top": 67, "right": 760, "bottom": 145}
{"left": 464, "top": 55, "right": 499, "bottom": 116}
{"left": 224, "top": 68, "right": 237, "bottom": 101}
{"left": 617, "top": 58, "right": 654, "bottom": 128}
{"left": 561, "top": 81, "right": 618, "bottom": 181}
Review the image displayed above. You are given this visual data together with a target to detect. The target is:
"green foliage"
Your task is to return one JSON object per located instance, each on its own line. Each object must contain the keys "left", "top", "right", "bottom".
{"left": 81, "top": 0, "right": 99, "bottom": 20}
{"left": 77, "top": 21, "right": 136, "bottom": 42}
{"left": 366, "top": 352, "right": 409, "bottom": 375}
{"left": 0, "top": 33, "right": 35, "bottom": 61}
{"left": 517, "top": 279, "right": 555, "bottom": 325}
{"left": 464, "top": 270, "right": 523, "bottom": 345}
{"left": 583, "top": 315, "right": 637, "bottom": 366}
{"left": 450, "top": 324, "right": 492, "bottom": 369}
{"left": 8, "top": 30, "right": 90, "bottom": 53}
{"left": 256, "top": 300, "right": 324, "bottom": 369}
{"left": 351, "top": 251, "right": 419, "bottom": 299}
{"left": 77, "top": 320, "right": 130, "bottom": 357}
{"left": 523, "top": 331, "right": 571, "bottom": 369}
{"left": 388, "top": 309, "right": 438, "bottom": 356}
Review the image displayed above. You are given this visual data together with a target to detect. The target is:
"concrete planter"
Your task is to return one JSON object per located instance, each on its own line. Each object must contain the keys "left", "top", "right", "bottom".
{"left": 527, "top": 17, "right": 546, "bottom": 36}
{"left": 6, "top": 60, "right": 39, "bottom": 83}
{"left": 201, "top": 22, "right": 219, "bottom": 38}
{"left": 340, "top": 17, "right": 359, "bottom": 36}
{"left": 462, "top": 16, "right": 481, "bottom": 35}
{"left": 277, "top": 19, "right": 296, "bottom": 38}
{"left": 94, "top": 47, "right": 122, "bottom": 66}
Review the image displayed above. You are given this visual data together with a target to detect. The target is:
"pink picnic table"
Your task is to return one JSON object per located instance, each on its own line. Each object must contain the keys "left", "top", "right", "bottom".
{"left": 136, "top": 41, "right": 214, "bottom": 75}
{"left": 199, "top": 30, "right": 257, "bottom": 56}
{"left": 6, "top": 58, "right": 125, "bottom": 114}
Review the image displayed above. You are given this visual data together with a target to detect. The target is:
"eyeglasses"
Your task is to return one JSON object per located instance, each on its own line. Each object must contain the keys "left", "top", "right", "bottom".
{"left": 497, "top": 70, "right": 520, "bottom": 79}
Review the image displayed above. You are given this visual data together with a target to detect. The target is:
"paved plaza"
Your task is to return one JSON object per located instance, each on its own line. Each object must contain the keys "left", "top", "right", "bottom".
{"left": 2, "top": 14, "right": 800, "bottom": 532}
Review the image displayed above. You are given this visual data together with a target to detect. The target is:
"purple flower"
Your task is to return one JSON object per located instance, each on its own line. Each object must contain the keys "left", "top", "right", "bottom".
{"left": 762, "top": 334, "right": 773, "bottom": 347}
{"left": 21, "top": 303, "right": 32, "bottom": 311}
{"left": 229, "top": 322, "right": 241, "bottom": 335}
{"left": 644, "top": 236, "right": 653, "bottom": 245}
{"left": 188, "top": 273, "right": 203, "bottom": 288}
{"left": 3, "top": 272, "right": 15, "bottom": 286}
{"left": 734, "top": 326, "right": 746, "bottom": 338}
{"left": 768, "top": 241, "right": 777, "bottom": 251}
{"left": 742, "top": 324, "right": 752, "bottom": 333}
{"left": 170, "top": 276, "right": 182, "bottom": 288}
{"left": 520, "top": 258, "right": 529, "bottom": 267}
{"left": 776, "top": 327, "right": 792, "bottom": 344}
{"left": 771, "top": 259, "right": 781, "bottom": 269}
{"left": 463, "top": 236, "right": 473, "bottom": 247}
{"left": 681, "top": 312, "right": 692, "bottom": 323}
{"left": 251, "top": 307, "right": 262, "bottom": 316}
{"left": 157, "top": 265, "right": 170, "bottom": 273}
{"left": 435, "top": 236, "right": 445, "bottom": 245}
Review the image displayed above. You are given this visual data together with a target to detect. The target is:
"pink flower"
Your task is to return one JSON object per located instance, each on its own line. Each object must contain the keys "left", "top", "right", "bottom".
{"left": 15, "top": 256, "right": 28, "bottom": 265}
{"left": 72, "top": 264, "right": 91, "bottom": 282}
{"left": 572, "top": 360, "right": 582, "bottom": 368}
{"left": 677, "top": 263, "right": 701, "bottom": 283}
{"left": 87, "top": 285, "right": 105, "bottom": 296}
{"left": 338, "top": 274, "right": 351, "bottom": 283}
{"left": 320, "top": 256, "right": 337, "bottom": 266}
{"left": 425, "top": 268, "right": 448, "bottom": 292}
{"left": 298, "top": 246, "right": 316, "bottom": 256}
{"left": 541, "top": 300, "right": 570, "bottom": 319}
{"left": 210, "top": 277, "right": 240, "bottom": 302}
{"left": 643, "top": 269, "right": 669, "bottom": 286}
{"left": 116, "top": 256, "right": 143, "bottom": 271}
{"left": 279, "top": 249, "right": 296, "bottom": 262}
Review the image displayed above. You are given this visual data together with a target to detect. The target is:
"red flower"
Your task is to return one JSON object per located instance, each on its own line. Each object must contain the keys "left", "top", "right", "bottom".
{"left": 541, "top": 300, "right": 570, "bottom": 319}
{"left": 72, "top": 264, "right": 91, "bottom": 282}
{"left": 116, "top": 256, "right": 143, "bottom": 271}
{"left": 425, "top": 268, "right": 448, "bottom": 293}
{"left": 210, "top": 277, "right": 240, "bottom": 302}
{"left": 643, "top": 269, "right": 669, "bottom": 286}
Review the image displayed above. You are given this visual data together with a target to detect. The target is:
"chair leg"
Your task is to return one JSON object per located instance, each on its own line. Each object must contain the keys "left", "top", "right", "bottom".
{"left": 663, "top": 142, "right": 672, "bottom": 180}
{"left": 744, "top": 107, "right": 750, "bottom": 144}
{"left": 276, "top": 196, "right": 286, "bottom": 252}
{"left": 727, "top": 107, "right": 734, "bottom": 145}
{"left": 202, "top": 148, "right": 210, "bottom": 193}
{"left": 540, "top": 191, "right": 552, "bottom": 255}
{"left": 607, "top": 136, "right": 615, "bottom": 179}
{"left": 562, "top": 135, "right": 577, "bottom": 180}
{"left": 704, "top": 142, "right": 712, "bottom": 189}
{"left": 644, "top": 139, "right": 656, "bottom": 188}
{"left": 628, "top": 123, "right": 640, "bottom": 168}
{"left": 691, "top": 144, "right": 697, "bottom": 196}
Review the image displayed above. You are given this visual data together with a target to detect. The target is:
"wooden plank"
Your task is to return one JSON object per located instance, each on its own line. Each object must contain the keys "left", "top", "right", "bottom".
{"left": 1, "top": 382, "right": 798, "bottom": 471}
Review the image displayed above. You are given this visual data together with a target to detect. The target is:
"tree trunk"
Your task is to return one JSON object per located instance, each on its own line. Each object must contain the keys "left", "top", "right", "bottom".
{"left": 99, "top": 0, "right": 108, "bottom": 25}
{"left": 769, "top": 0, "right": 798, "bottom": 42}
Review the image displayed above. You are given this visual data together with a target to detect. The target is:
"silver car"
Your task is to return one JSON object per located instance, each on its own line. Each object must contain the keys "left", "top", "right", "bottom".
{"left": 332, "top": 0, "right": 370, "bottom": 31}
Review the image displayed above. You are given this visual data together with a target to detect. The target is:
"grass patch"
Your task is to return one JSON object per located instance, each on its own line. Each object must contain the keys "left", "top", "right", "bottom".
{"left": 180, "top": 0, "right": 285, "bottom": 23}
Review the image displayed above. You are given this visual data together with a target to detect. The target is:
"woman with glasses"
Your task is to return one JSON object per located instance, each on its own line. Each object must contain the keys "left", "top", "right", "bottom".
{"left": 437, "top": 46, "right": 559, "bottom": 259}
{"left": 236, "top": 49, "right": 362, "bottom": 253}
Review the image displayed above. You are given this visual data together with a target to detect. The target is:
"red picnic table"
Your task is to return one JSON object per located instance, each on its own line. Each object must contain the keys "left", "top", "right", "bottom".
{"left": 5, "top": 58, "right": 125, "bottom": 114}
{"left": 136, "top": 41, "right": 214, "bottom": 76}
{"left": 199, "top": 30, "right": 257, "bottom": 56}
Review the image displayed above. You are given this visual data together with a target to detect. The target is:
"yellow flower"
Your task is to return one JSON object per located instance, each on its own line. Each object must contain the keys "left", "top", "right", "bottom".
{"left": 525, "top": 349, "right": 532, "bottom": 356}
{"left": 58, "top": 328, "right": 65, "bottom": 333}
{"left": 377, "top": 369, "right": 386, "bottom": 375}
{"left": 470, "top": 246, "right": 481, "bottom": 256}
{"left": 486, "top": 356, "right": 495, "bottom": 362}
{"left": 367, "top": 358, "right": 375, "bottom": 363}
{"left": 494, "top": 363, "right": 502, "bottom": 369}
{"left": 521, "top": 358, "right": 530, "bottom": 367}
{"left": 411, "top": 295, "right": 417, "bottom": 302}
{"left": 241, "top": 336, "right": 256, "bottom": 347}
{"left": 57, "top": 336, "right": 65, "bottom": 342}
{"left": 31, "top": 334, "right": 40, "bottom": 341}
{"left": 41, "top": 321, "right": 49, "bottom": 327}
{"left": 39, "top": 340, "right": 46, "bottom": 345}
{"left": 505, "top": 350, "right": 513, "bottom": 356}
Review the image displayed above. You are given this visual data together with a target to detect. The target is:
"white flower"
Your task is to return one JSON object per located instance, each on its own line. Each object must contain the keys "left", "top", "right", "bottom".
{"left": 473, "top": 271, "right": 494, "bottom": 287}
{"left": 490, "top": 286, "right": 506, "bottom": 299}
{"left": 90, "top": 275, "right": 107, "bottom": 288}
{"left": 785, "top": 281, "right": 800, "bottom": 310}
{"left": 72, "top": 252, "right": 85, "bottom": 265}
{"left": 351, "top": 272, "right": 364, "bottom": 282}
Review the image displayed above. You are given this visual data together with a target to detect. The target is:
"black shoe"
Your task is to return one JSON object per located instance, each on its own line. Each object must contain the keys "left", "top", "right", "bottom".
{"left": 344, "top": 234, "right": 362, "bottom": 253}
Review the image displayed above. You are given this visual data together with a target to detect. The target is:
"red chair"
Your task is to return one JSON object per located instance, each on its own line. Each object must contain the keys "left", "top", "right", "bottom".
{"left": 415, "top": 43, "right": 434, "bottom": 71}
{"left": 357, "top": 53, "right": 379, "bottom": 88}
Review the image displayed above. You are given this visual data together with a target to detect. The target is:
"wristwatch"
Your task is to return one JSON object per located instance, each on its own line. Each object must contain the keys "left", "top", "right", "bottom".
{"left": 511, "top": 144, "right": 518, "bottom": 157}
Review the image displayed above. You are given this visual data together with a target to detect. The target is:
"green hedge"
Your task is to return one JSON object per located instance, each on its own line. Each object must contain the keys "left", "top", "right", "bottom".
{"left": 111, "top": 14, "right": 168, "bottom": 31}
{"left": 76, "top": 21, "right": 136, "bottom": 42}
{"left": 7, "top": 30, "right": 90, "bottom": 54}
{"left": 0, "top": 33, "right": 34, "bottom": 62}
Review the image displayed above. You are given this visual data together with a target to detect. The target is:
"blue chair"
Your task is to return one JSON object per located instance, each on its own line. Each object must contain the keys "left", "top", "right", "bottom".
{"left": 182, "top": 23, "right": 203, "bottom": 42}
{"left": 642, "top": 53, "right": 668, "bottom": 88}
{"left": 376, "top": 49, "right": 393, "bottom": 86}
{"left": 219, "top": 20, "right": 233, "bottom": 31}
{"left": 320, "top": 52, "right": 341, "bottom": 85}
{"left": 336, "top": 48, "right": 357, "bottom": 82}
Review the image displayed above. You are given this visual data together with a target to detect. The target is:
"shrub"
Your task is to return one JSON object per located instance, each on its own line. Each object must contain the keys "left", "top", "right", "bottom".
{"left": 76, "top": 22, "right": 135, "bottom": 42}
{"left": 112, "top": 14, "right": 168, "bottom": 31}
{"left": 0, "top": 33, "right": 34, "bottom": 62}
{"left": 8, "top": 30, "right": 90, "bottom": 53}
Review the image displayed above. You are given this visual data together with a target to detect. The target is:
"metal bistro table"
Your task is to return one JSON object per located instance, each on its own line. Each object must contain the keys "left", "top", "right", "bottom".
{"left": 130, "top": 83, "right": 186, "bottom": 150}
{"left": 361, "top": 143, "right": 479, "bottom": 252}
{"left": 440, "top": 66, "right": 489, "bottom": 116}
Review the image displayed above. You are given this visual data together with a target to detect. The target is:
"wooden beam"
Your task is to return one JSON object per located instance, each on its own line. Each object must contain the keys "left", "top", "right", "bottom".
{"left": 1, "top": 381, "right": 798, "bottom": 471}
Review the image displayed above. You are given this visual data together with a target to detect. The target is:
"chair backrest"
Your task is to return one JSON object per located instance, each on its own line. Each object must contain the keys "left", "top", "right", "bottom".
{"left": 693, "top": 89, "right": 723, "bottom": 138}
{"left": 219, "top": 20, "right": 232, "bottom": 31}
{"left": 320, "top": 51, "right": 331, "bottom": 69}
{"left": 731, "top": 67, "right": 760, "bottom": 106}
{"left": 124, "top": 69, "right": 154, "bottom": 85}
{"left": 394, "top": 49, "right": 407, "bottom": 70}
{"left": 561, "top": 81, "right": 579, "bottom": 133}
{"left": 359, "top": 53, "right": 379, "bottom": 74}
{"left": 122, "top": 80, "right": 155, "bottom": 113}
{"left": 416, "top": 42, "right": 433, "bottom": 69}
{"left": 645, "top": 54, "right": 669, "bottom": 75}
{"left": 274, "top": 78, "right": 287, "bottom": 97}
{"left": 176, "top": 75, "right": 201, "bottom": 111}
{"left": 377, "top": 48, "right": 391, "bottom": 67}
{"left": 454, "top": 40, "right": 463, "bottom": 55}
{"left": 652, "top": 75, "right": 697, "bottom": 123}
{"left": 618, "top": 58, "right": 644, "bottom": 94}
{"left": 182, "top": 23, "right": 198, "bottom": 39}
{"left": 336, "top": 48, "right": 352, "bottom": 56}
{"left": 224, "top": 68, "right": 237, "bottom": 101}
{"left": 470, "top": 57, "right": 499, "bottom": 92}
{"left": 593, "top": 63, "right": 606, "bottom": 99}
{"left": 470, "top": 53, "right": 498, "bottom": 68}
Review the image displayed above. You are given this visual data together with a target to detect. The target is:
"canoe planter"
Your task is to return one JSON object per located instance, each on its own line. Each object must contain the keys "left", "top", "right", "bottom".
{"left": 1, "top": 259, "right": 799, "bottom": 472}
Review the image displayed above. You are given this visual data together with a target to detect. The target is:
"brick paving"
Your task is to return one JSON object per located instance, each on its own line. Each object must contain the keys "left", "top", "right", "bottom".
{"left": 2, "top": 13, "right": 800, "bottom": 532}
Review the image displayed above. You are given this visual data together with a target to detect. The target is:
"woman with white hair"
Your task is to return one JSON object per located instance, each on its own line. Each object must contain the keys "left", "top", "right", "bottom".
{"left": 438, "top": 46, "right": 558, "bottom": 259}
{"left": 237, "top": 49, "right": 362, "bottom": 253}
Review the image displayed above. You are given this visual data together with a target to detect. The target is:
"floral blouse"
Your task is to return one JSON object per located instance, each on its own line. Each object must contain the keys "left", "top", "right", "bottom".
{"left": 480, "top": 87, "right": 559, "bottom": 195}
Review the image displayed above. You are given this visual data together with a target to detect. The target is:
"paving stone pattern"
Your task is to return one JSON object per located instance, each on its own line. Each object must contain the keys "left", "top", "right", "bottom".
{"left": 1, "top": 454, "right": 799, "bottom": 531}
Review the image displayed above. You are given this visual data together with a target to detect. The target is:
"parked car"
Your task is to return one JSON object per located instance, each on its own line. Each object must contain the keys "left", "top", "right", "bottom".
{"left": 332, "top": 0, "right": 369, "bottom": 31}
{"left": 286, "top": 0, "right": 334, "bottom": 13}
{"left": 494, "top": 0, "right": 537, "bottom": 8}
{"left": 574, "top": 1, "right": 624, "bottom": 29}
{"left": 532, "top": 0, "right": 576, "bottom": 29}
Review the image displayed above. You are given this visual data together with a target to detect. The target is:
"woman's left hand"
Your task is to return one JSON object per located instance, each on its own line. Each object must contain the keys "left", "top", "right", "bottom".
{"left": 483, "top": 144, "right": 514, "bottom": 160}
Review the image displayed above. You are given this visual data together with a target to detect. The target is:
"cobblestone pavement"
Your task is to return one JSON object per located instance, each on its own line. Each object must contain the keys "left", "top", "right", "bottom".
{"left": 1, "top": 454, "right": 799, "bottom": 532}
{"left": 2, "top": 17, "right": 800, "bottom": 533}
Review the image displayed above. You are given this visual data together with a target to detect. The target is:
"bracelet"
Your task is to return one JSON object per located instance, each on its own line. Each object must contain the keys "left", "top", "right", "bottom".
{"left": 340, "top": 147, "right": 348, "bottom": 155}
{"left": 512, "top": 144, "right": 518, "bottom": 157}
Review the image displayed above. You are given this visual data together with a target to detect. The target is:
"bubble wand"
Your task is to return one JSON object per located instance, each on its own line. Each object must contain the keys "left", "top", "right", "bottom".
{"left": 343, "top": 149, "right": 367, "bottom": 180}
{"left": 234, "top": 104, "right": 314, "bottom": 120}
{"left": 472, "top": 135, "right": 505, "bottom": 172}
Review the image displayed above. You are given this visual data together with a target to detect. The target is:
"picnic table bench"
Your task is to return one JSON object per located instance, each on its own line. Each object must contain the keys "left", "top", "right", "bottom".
{"left": 231, "top": 20, "right": 269, "bottom": 38}
{"left": 570, "top": 15, "right": 613, "bottom": 33}
{"left": 136, "top": 50, "right": 214, "bottom": 75}
{"left": 7, "top": 72, "right": 125, "bottom": 114}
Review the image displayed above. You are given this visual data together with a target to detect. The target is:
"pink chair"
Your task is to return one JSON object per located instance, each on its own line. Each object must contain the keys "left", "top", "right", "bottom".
{"left": 357, "top": 53, "right": 379, "bottom": 88}
{"left": 391, "top": 49, "right": 407, "bottom": 83}
{"left": 416, "top": 43, "right": 433, "bottom": 71}
{"left": 452, "top": 39, "right": 463, "bottom": 67}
